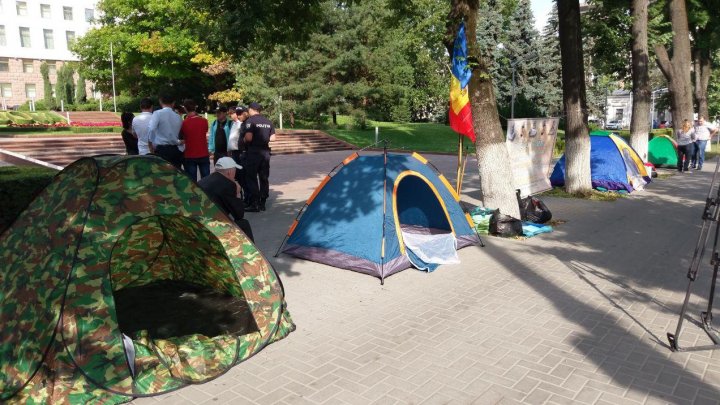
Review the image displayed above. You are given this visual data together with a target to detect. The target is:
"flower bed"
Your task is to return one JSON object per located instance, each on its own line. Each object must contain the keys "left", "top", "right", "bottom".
{"left": 71, "top": 121, "right": 122, "bottom": 127}
{"left": 8, "top": 122, "right": 70, "bottom": 128}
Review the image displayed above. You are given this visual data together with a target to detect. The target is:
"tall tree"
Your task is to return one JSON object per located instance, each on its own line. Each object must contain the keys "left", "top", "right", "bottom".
{"left": 654, "top": 0, "right": 693, "bottom": 128}
{"left": 630, "top": 0, "right": 651, "bottom": 160}
{"left": 688, "top": 0, "right": 720, "bottom": 119}
{"left": 558, "top": 0, "right": 591, "bottom": 193}
{"left": 447, "top": 0, "right": 520, "bottom": 217}
{"left": 535, "top": 4, "right": 563, "bottom": 116}
{"left": 40, "top": 62, "right": 55, "bottom": 110}
{"left": 75, "top": 72, "right": 87, "bottom": 105}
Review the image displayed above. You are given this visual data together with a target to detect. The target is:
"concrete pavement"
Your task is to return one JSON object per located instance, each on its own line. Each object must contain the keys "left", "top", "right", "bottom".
{"left": 134, "top": 151, "right": 720, "bottom": 404}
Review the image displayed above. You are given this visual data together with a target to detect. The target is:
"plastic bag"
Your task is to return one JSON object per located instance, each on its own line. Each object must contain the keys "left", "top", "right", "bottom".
{"left": 519, "top": 196, "right": 552, "bottom": 224}
{"left": 489, "top": 210, "right": 523, "bottom": 237}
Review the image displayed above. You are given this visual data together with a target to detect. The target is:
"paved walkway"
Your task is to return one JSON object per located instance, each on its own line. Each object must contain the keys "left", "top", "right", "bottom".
{"left": 135, "top": 151, "right": 720, "bottom": 404}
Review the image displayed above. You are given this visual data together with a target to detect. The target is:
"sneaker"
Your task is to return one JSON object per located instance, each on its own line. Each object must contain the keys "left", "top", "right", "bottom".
{"left": 245, "top": 204, "right": 260, "bottom": 212}
{"left": 259, "top": 199, "right": 267, "bottom": 211}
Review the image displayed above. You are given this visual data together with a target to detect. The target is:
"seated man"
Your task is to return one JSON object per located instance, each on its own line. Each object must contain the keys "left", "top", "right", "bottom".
{"left": 198, "top": 157, "right": 255, "bottom": 241}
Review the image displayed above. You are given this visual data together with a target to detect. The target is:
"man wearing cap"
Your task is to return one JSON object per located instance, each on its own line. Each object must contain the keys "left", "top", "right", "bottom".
{"left": 243, "top": 102, "right": 276, "bottom": 212}
{"left": 198, "top": 157, "right": 254, "bottom": 241}
{"left": 148, "top": 95, "right": 183, "bottom": 169}
{"left": 209, "top": 106, "right": 233, "bottom": 163}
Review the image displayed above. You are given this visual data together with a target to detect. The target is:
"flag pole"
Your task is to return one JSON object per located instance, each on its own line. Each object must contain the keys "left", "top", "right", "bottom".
{"left": 456, "top": 134, "right": 464, "bottom": 194}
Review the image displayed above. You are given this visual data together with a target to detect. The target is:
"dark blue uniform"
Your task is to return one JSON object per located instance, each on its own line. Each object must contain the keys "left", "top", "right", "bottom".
{"left": 244, "top": 114, "right": 275, "bottom": 210}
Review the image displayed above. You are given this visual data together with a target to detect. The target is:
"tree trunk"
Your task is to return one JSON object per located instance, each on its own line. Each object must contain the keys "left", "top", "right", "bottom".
{"left": 557, "top": 0, "right": 591, "bottom": 193}
{"left": 629, "top": 0, "right": 651, "bottom": 161}
{"left": 447, "top": 0, "right": 520, "bottom": 217}
{"left": 654, "top": 0, "right": 693, "bottom": 129}
{"left": 693, "top": 47, "right": 711, "bottom": 120}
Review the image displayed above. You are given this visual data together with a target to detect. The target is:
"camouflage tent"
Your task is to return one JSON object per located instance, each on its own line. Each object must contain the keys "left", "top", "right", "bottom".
{"left": 0, "top": 156, "right": 294, "bottom": 404}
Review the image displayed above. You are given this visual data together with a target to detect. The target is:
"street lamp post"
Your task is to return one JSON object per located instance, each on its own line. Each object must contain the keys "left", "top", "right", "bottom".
{"left": 510, "top": 52, "right": 538, "bottom": 119}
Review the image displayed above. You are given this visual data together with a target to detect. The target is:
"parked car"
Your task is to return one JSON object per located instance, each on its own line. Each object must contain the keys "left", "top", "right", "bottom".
{"left": 605, "top": 120, "right": 622, "bottom": 130}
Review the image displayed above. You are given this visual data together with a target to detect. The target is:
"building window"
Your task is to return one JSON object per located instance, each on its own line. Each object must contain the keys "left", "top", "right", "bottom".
{"left": 19, "top": 27, "right": 30, "bottom": 47}
{"left": 51, "top": 84, "right": 56, "bottom": 97}
{"left": 43, "top": 29, "right": 53, "bottom": 49}
{"left": 84, "top": 8, "right": 94, "bottom": 22}
{"left": 25, "top": 83, "right": 36, "bottom": 99}
{"left": 614, "top": 109, "right": 624, "bottom": 122}
{"left": 63, "top": 6, "right": 72, "bottom": 20}
{"left": 0, "top": 25, "right": 5, "bottom": 47}
{"left": 16, "top": 1, "right": 27, "bottom": 16}
{"left": 65, "top": 31, "right": 75, "bottom": 48}
{"left": 0, "top": 58, "right": 8, "bottom": 72}
{"left": 40, "top": 3, "right": 50, "bottom": 18}
{"left": 22, "top": 60, "right": 33, "bottom": 73}
{"left": 1, "top": 83, "right": 12, "bottom": 98}
{"left": 47, "top": 61, "right": 56, "bottom": 75}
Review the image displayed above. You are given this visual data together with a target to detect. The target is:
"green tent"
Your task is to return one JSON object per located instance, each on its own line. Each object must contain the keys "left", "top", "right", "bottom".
{"left": 0, "top": 156, "right": 294, "bottom": 404}
{"left": 648, "top": 134, "right": 678, "bottom": 167}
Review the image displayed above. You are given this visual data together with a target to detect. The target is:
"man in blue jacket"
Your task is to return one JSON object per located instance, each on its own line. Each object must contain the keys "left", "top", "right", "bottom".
{"left": 209, "top": 106, "right": 233, "bottom": 163}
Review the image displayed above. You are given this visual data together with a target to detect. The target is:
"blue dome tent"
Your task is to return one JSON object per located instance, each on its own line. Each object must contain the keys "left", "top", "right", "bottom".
{"left": 276, "top": 152, "right": 480, "bottom": 283}
{"left": 550, "top": 133, "right": 651, "bottom": 192}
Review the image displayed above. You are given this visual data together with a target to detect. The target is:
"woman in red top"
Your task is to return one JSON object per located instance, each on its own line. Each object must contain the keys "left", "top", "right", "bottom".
{"left": 181, "top": 99, "right": 210, "bottom": 181}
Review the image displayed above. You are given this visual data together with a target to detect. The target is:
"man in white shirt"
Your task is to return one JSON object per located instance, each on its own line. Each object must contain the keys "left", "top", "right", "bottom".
{"left": 692, "top": 115, "right": 718, "bottom": 170}
{"left": 132, "top": 98, "right": 154, "bottom": 155}
{"left": 147, "top": 95, "right": 183, "bottom": 169}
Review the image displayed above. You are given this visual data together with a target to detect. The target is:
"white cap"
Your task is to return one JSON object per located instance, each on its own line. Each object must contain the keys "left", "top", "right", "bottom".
{"left": 215, "top": 157, "right": 242, "bottom": 170}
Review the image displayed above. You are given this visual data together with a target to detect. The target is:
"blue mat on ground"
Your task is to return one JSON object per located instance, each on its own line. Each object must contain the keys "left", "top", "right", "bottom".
{"left": 522, "top": 222, "right": 553, "bottom": 237}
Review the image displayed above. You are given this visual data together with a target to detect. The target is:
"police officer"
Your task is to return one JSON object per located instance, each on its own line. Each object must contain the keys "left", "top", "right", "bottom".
{"left": 243, "top": 102, "right": 276, "bottom": 212}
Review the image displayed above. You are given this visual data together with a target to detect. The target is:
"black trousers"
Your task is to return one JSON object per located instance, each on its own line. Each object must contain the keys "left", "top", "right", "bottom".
{"left": 236, "top": 218, "right": 255, "bottom": 242}
{"left": 154, "top": 145, "right": 184, "bottom": 169}
{"left": 677, "top": 143, "right": 695, "bottom": 171}
{"left": 245, "top": 150, "right": 270, "bottom": 204}
{"left": 231, "top": 150, "right": 249, "bottom": 201}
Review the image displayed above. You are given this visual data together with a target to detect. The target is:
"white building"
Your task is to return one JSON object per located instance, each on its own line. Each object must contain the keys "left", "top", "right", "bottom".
{"left": 605, "top": 89, "right": 672, "bottom": 129}
{"left": 0, "top": 0, "right": 97, "bottom": 108}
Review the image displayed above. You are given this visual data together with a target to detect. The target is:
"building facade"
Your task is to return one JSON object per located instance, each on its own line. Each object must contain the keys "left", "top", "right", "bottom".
{"left": 0, "top": 0, "right": 97, "bottom": 109}
{"left": 604, "top": 89, "right": 672, "bottom": 130}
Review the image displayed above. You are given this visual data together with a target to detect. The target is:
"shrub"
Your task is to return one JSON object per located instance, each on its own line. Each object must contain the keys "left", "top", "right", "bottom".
{"left": 75, "top": 101, "right": 100, "bottom": 111}
{"left": 0, "top": 166, "right": 57, "bottom": 232}
{"left": 114, "top": 95, "right": 144, "bottom": 113}
{"left": 351, "top": 109, "right": 368, "bottom": 130}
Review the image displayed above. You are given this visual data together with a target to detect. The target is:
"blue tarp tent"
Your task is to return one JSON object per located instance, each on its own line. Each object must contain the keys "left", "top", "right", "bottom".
{"left": 279, "top": 152, "right": 480, "bottom": 282}
{"left": 550, "top": 133, "right": 650, "bottom": 192}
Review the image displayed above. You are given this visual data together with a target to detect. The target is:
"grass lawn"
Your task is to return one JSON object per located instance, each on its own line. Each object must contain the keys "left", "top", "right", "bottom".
{"left": 324, "top": 119, "right": 472, "bottom": 154}
{"left": 0, "top": 165, "right": 58, "bottom": 232}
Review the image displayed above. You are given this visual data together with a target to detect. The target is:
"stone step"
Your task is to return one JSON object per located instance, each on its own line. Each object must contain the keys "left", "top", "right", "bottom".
{"left": 0, "top": 129, "right": 354, "bottom": 168}
{"left": 59, "top": 111, "right": 121, "bottom": 124}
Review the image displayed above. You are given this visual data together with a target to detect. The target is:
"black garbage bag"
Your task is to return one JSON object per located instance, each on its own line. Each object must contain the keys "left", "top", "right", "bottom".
{"left": 519, "top": 196, "right": 552, "bottom": 224}
{"left": 489, "top": 210, "right": 523, "bottom": 237}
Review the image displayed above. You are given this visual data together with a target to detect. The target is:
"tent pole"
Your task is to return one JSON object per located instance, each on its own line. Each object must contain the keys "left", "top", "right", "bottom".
{"left": 456, "top": 135, "right": 464, "bottom": 195}
{"left": 458, "top": 146, "right": 469, "bottom": 196}
{"left": 380, "top": 140, "right": 388, "bottom": 284}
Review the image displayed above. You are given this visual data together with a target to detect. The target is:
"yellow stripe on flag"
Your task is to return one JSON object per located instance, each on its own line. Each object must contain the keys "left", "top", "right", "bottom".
{"left": 450, "top": 76, "right": 470, "bottom": 115}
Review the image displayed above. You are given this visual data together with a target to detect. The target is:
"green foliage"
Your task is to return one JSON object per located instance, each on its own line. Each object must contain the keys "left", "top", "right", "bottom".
{"left": 476, "top": 0, "right": 561, "bottom": 117}
{"left": 40, "top": 62, "right": 57, "bottom": 110}
{"left": 236, "top": 0, "right": 449, "bottom": 124}
{"left": 72, "top": 0, "right": 220, "bottom": 99}
{"left": 75, "top": 73, "right": 87, "bottom": 104}
{"left": 113, "top": 94, "right": 145, "bottom": 113}
{"left": 0, "top": 166, "right": 57, "bottom": 232}
{"left": 539, "top": 187, "right": 627, "bottom": 201}
{"left": 56, "top": 65, "right": 75, "bottom": 107}
{"left": 0, "top": 111, "right": 63, "bottom": 124}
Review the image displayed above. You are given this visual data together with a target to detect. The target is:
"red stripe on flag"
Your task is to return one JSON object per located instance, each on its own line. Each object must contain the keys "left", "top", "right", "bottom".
{"left": 449, "top": 103, "right": 476, "bottom": 142}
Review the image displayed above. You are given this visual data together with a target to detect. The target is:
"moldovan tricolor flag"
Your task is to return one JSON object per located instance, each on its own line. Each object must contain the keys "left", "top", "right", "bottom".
{"left": 449, "top": 22, "right": 476, "bottom": 142}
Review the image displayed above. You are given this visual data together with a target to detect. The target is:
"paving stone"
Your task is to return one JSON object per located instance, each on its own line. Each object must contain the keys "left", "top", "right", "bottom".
{"left": 127, "top": 152, "right": 720, "bottom": 405}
